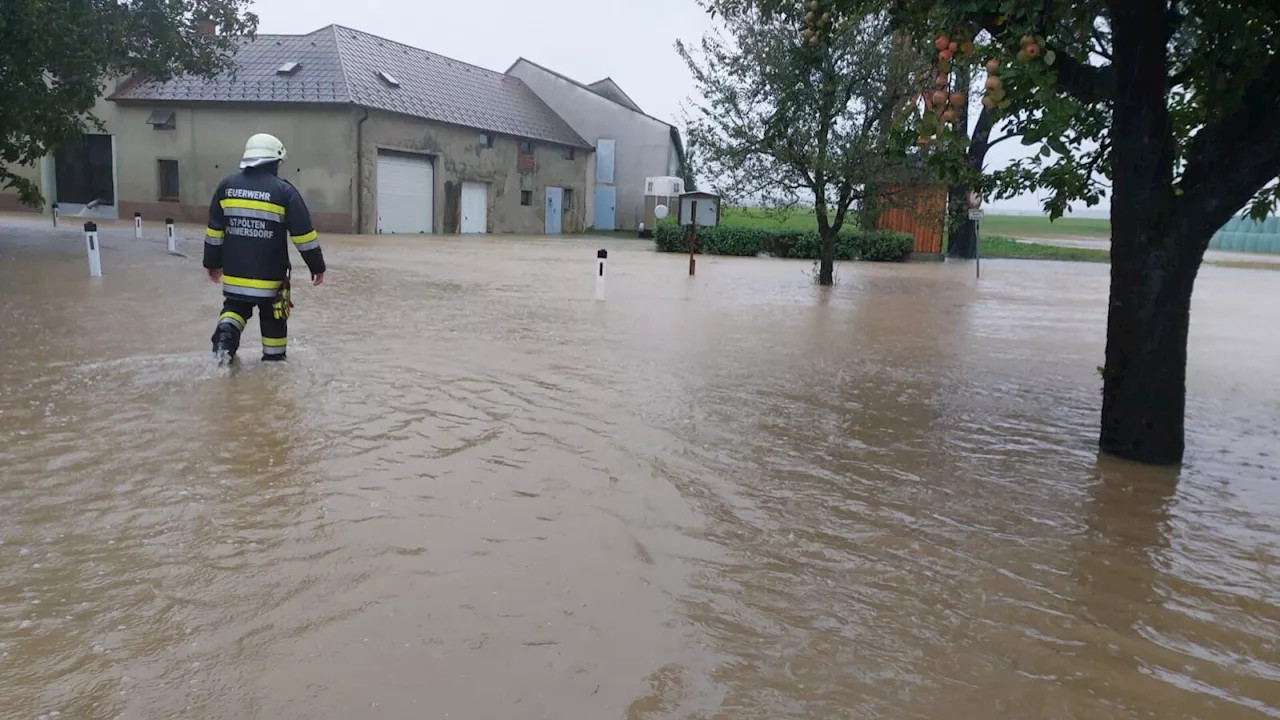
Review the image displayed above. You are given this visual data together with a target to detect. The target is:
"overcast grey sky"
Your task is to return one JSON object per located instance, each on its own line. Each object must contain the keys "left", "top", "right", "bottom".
{"left": 250, "top": 0, "right": 1103, "bottom": 215}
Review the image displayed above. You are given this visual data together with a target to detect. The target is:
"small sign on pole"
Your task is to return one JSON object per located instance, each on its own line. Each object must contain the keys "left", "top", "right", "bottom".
{"left": 968, "top": 208, "right": 984, "bottom": 221}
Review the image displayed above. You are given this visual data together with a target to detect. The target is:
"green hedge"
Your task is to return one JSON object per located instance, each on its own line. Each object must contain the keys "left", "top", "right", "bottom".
{"left": 653, "top": 222, "right": 914, "bottom": 262}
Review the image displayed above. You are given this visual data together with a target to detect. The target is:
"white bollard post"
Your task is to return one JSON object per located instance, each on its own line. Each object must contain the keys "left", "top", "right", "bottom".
{"left": 596, "top": 248, "right": 607, "bottom": 301}
{"left": 166, "top": 217, "right": 176, "bottom": 253}
{"left": 84, "top": 222, "right": 102, "bottom": 277}
{"left": 133, "top": 212, "right": 142, "bottom": 239}
{"left": 52, "top": 203, "right": 59, "bottom": 227}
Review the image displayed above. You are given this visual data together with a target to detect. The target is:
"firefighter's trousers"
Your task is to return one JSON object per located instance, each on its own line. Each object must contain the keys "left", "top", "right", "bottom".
{"left": 212, "top": 297, "right": 288, "bottom": 361}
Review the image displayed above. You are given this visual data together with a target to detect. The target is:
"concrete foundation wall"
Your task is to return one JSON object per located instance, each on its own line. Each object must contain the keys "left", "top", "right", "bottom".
{"left": 358, "top": 109, "right": 588, "bottom": 235}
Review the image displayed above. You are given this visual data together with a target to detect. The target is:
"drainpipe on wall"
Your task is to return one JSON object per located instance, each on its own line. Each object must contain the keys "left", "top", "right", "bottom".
{"left": 355, "top": 106, "right": 369, "bottom": 234}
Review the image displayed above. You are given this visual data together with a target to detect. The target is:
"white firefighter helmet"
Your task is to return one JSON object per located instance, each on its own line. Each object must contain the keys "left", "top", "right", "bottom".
{"left": 240, "top": 133, "right": 287, "bottom": 168}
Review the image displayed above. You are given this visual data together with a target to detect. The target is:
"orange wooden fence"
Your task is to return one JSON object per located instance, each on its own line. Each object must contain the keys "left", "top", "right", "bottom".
{"left": 874, "top": 184, "right": 947, "bottom": 255}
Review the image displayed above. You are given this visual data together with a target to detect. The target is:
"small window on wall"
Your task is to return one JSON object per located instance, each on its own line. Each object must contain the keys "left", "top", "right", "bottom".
{"left": 478, "top": 133, "right": 494, "bottom": 148}
{"left": 146, "top": 109, "right": 176, "bottom": 130}
{"left": 563, "top": 188, "right": 573, "bottom": 210}
{"left": 520, "top": 190, "right": 532, "bottom": 206}
{"left": 562, "top": 147, "right": 574, "bottom": 160}
{"left": 519, "top": 139, "right": 534, "bottom": 155}
{"left": 158, "top": 159, "right": 180, "bottom": 201}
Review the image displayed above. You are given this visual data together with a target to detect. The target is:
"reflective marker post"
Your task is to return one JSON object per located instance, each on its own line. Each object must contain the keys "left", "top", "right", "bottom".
{"left": 134, "top": 212, "right": 142, "bottom": 239}
{"left": 166, "top": 217, "right": 176, "bottom": 253}
{"left": 596, "top": 248, "right": 607, "bottom": 301}
{"left": 84, "top": 222, "right": 102, "bottom": 277}
{"left": 52, "top": 203, "right": 59, "bottom": 228}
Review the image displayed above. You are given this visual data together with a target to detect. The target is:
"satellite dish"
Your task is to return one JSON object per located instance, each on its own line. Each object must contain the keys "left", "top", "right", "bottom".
{"left": 654, "top": 204, "right": 669, "bottom": 219}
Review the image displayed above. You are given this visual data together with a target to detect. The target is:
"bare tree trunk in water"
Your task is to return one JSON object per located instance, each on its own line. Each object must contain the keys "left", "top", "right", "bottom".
{"left": 1100, "top": 223, "right": 1201, "bottom": 464}
{"left": 819, "top": 227, "right": 836, "bottom": 285}
{"left": 1100, "top": 1, "right": 1195, "bottom": 465}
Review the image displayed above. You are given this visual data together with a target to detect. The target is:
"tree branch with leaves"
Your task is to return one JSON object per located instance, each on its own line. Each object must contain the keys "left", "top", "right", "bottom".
{"left": 0, "top": 0, "right": 258, "bottom": 206}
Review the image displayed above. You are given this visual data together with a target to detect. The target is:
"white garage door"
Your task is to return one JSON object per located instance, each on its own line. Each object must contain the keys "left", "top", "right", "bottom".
{"left": 460, "top": 181, "right": 487, "bottom": 234}
{"left": 376, "top": 151, "right": 433, "bottom": 234}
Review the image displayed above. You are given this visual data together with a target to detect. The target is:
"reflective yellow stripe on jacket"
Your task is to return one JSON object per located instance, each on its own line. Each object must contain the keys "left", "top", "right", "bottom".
{"left": 291, "top": 230, "right": 320, "bottom": 251}
{"left": 220, "top": 198, "right": 286, "bottom": 222}
{"left": 222, "top": 275, "right": 282, "bottom": 299}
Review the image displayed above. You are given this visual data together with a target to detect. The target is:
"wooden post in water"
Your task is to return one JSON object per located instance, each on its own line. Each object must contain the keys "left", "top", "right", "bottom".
{"left": 687, "top": 199, "right": 698, "bottom": 276}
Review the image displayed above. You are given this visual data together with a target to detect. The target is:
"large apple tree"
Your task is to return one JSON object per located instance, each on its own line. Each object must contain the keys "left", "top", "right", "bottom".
{"left": 893, "top": 0, "right": 1280, "bottom": 466}
{"left": 0, "top": 0, "right": 258, "bottom": 206}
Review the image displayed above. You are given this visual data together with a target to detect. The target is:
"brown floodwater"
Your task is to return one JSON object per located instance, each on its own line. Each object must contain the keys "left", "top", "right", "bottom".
{"left": 2, "top": 215, "right": 1278, "bottom": 719}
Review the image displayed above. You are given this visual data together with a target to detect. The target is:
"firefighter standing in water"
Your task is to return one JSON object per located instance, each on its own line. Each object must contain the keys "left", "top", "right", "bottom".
{"left": 204, "top": 133, "right": 326, "bottom": 362}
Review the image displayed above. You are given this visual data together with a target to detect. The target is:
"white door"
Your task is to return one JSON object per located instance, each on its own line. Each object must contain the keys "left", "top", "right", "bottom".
{"left": 376, "top": 151, "right": 433, "bottom": 234}
{"left": 460, "top": 181, "right": 487, "bottom": 234}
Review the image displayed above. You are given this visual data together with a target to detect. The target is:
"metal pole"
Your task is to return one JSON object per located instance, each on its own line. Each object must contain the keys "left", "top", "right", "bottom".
{"left": 975, "top": 218, "right": 981, "bottom": 279}
{"left": 688, "top": 199, "right": 697, "bottom": 276}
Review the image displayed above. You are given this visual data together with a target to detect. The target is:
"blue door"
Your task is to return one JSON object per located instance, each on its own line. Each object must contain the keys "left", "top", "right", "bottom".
{"left": 594, "top": 186, "right": 616, "bottom": 231}
{"left": 545, "top": 186, "right": 563, "bottom": 234}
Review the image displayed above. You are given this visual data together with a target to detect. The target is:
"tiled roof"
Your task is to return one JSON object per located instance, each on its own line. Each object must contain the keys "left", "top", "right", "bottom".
{"left": 109, "top": 26, "right": 591, "bottom": 149}
{"left": 111, "top": 28, "right": 348, "bottom": 104}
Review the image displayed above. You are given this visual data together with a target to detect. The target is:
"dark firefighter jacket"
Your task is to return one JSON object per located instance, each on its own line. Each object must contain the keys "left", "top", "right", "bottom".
{"left": 202, "top": 169, "right": 326, "bottom": 302}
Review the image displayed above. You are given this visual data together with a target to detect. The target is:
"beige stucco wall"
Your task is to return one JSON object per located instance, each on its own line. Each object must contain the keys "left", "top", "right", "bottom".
{"left": 3, "top": 92, "right": 356, "bottom": 231}
{"left": 107, "top": 99, "right": 355, "bottom": 230}
{"left": 358, "top": 109, "right": 589, "bottom": 235}
{"left": 0, "top": 157, "right": 49, "bottom": 213}
{"left": 6, "top": 91, "right": 589, "bottom": 236}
